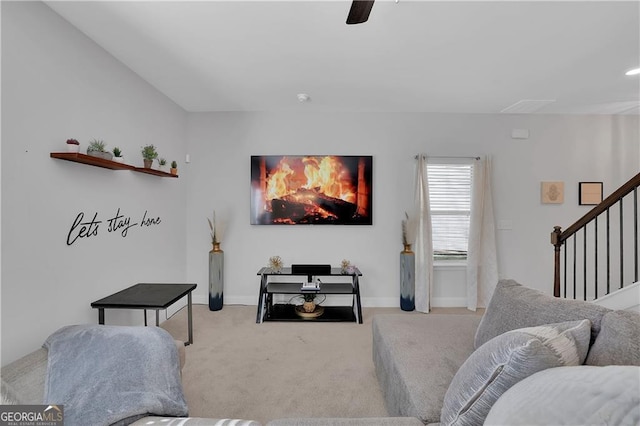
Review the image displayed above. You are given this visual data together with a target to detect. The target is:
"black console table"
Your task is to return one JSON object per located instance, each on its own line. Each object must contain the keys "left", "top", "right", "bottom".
{"left": 91, "top": 283, "right": 197, "bottom": 345}
{"left": 256, "top": 266, "right": 363, "bottom": 324}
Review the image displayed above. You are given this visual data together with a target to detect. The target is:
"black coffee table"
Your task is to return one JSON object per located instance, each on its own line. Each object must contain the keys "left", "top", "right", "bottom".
{"left": 91, "top": 283, "right": 197, "bottom": 345}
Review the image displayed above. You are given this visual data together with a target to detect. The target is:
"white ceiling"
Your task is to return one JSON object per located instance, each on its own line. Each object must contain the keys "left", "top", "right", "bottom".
{"left": 46, "top": 1, "right": 640, "bottom": 114}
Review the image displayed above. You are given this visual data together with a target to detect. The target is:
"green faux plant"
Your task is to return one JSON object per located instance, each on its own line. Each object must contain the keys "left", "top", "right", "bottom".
{"left": 171, "top": 160, "right": 178, "bottom": 168}
{"left": 303, "top": 293, "right": 317, "bottom": 302}
{"left": 112, "top": 147, "right": 123, "bottom": 158}
{"left": 141, "top": 144, "right": 158, "bottom": 160}
{"left": 87, "top": 139, "right": 107, "bottom": 152}
{"left": 158, "top": 158, "right": 167, "bottom": 166}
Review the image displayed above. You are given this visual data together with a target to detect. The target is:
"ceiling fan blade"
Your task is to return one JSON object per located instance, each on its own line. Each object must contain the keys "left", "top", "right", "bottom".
{"left": 346, "top": 0, "right": 375, "bottom": 25}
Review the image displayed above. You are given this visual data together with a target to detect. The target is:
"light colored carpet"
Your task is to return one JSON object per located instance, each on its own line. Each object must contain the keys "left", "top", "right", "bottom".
{"left": 161, "top": 304, "right": 479, "bottom": 424}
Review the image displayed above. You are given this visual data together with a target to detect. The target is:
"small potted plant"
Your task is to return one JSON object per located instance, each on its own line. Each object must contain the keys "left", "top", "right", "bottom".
{"left": 294, "top": 293, "right": 325, "bottom": 317}
{"left": 158, "top": 157, "right": 167, "bottom": 171}
{"left": 141, "top": 144, "right": 158, "bottom": 168}
{"left": 302, "top": 293, "right": 318, "bottom": 313}
{"left": 170, "top": 160, "right": 178, "bottom": 175}
{"left": 112, "top": 147, "right": 124, "bottom": 163}
{"left": 87, "top": 139, "right": 112, "bottom": 161}
{"left": 66, "top": 138, "right": 80, "bottom": 153}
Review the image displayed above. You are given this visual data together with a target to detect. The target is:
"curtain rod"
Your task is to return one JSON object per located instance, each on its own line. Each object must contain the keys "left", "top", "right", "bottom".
{"left": 414, "top": 155, "right": 481, "bottom": 160}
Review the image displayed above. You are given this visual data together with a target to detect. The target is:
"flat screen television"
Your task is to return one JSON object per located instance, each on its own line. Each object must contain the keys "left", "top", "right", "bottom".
{"left": 250, "top": 155, "right": 372, "bottom": 225}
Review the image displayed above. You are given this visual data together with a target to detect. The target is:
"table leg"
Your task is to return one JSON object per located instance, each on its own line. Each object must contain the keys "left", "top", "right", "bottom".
{"left": 98, "top": 309, "right": 105, "bottom": 325}
{"left": 155, "top": 310, "right": 160, "bottom": 326}
{"left": 144, "top": 310, "right": 148, "bottom": 326}
{"left": 354, "top": 275, "right": 363, "bottom": 324}
{"left": 256, "top": 274, "right": 267, "bottom": 323}
{"left": 187, "top": 291, "right": 193, "bottom": 345}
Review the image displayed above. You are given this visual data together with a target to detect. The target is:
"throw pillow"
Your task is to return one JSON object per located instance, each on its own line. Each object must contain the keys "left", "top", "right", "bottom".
{"left": 485, "top": 366, "right": 640, "bottom": 425}
{"left": 440, "top": 319, "right": 591, "bottom": 426}
{"left": 585, "top": 309, "right": 640, "bottom": 366}
{"left": 474, "top": 279, "right": 610, "bottom": 348}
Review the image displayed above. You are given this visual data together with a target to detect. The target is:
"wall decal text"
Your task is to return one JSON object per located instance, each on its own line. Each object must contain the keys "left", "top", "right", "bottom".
{"left": 67, "top": 208, "right": 162, "bottom": 246}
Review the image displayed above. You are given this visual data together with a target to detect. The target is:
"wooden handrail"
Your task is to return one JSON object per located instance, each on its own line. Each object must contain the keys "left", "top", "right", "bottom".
{"left": 559, "top": 172, "right": 640, "bottom": 242}
{"left": 552, "top": 171, "right": 640, "bottom": 297}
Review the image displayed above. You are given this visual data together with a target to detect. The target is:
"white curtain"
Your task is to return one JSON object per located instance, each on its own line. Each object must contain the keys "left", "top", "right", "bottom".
{"left": 466, "top": 156, "right": 499, "bottom": 311}
{"left": 414, "top": 155, "right": 434, "bottom": 313}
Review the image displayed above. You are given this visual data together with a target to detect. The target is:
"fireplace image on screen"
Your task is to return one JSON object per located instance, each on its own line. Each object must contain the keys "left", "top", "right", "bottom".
{"left": 250, "top": 155, "right": 372, "bottom": 225}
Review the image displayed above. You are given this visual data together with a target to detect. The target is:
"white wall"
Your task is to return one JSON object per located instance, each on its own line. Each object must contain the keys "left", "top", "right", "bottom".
{"left": 2, "top": 1, "right": 639, "bottom": 366}
{"left": 184, "top": 112, "right": 639, "bottom": 309}
{"left": 1, "top": 2, "right": 188, "bottom": 365}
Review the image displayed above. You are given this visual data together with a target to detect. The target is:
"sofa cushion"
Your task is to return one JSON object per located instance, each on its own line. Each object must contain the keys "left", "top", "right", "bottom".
{"left": 1, "top": 379, "right": 21, "bottom": 405}
{"left": 0, "top": 348, "right": 48, "bottom": 404}
{"left": 586, "top": 309, "right": 640, "bottom": 366}
{"left": 484, "top": 366, "right": 640, "bottom": 425}
{"left": 474, "top": 279, "right": 610, "bottom": 348}
{"left": 440, "top": 320, "right": 591, "bottom": 426}
{"left": 372, "top": 314, "right": 482, "bottom": 424}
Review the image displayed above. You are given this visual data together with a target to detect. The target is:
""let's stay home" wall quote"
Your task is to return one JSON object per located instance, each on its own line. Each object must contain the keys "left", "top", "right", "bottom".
{"left": 67, "top": 208, "right": 161, "bottom": 246}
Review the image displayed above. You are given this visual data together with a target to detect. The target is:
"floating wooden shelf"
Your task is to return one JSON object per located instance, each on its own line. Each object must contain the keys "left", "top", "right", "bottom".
{"left": 51, "top": 152, "right": 178, "bottom": 178}
{"left": 50, "top": 152, "right": 135, "bottom": 170}
{"left": 134, "top": 167, "right": 178, "bottom": 178}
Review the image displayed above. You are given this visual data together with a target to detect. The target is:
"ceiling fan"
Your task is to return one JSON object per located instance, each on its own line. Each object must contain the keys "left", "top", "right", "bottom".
{"left": 346, "top": 0, "right": 375, "bottom": 25}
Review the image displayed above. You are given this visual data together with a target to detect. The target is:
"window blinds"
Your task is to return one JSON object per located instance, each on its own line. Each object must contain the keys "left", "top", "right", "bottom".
{"left": 427, "top": 163, "right": 472, "bottom": 257}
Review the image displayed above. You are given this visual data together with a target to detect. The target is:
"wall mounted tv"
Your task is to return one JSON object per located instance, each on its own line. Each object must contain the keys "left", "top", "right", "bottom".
{"left": 250, "top": 155, "right": 372, "bottom": 225}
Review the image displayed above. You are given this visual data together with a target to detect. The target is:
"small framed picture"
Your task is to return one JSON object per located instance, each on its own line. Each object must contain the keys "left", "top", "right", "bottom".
{"left": 541, "top": 181, "right": 564, "bottom": 204}
{"left": 579, "top": 182, "right": 603, "bottom": 205}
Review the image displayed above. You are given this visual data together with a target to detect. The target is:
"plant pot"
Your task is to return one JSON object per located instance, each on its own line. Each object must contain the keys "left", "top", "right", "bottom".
{"left": 143, "top": 159, "right": 153, "bottom": 168}
{"left": 113, "top": 156, "right": 125, "bottom": 163}
{"left": 88, "top": 151, "right": 113, "bottom": 161}
{"left": 303, "top": 301, "right": 316, "bottom": 313}
{"left": 170, "top": 167, "right": 178, "bottom": 175}
{"left": 67, "top": 144, "right": 80, "bottom": 153}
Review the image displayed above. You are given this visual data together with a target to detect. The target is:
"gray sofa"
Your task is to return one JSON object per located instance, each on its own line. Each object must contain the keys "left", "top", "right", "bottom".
{"left": 3, "top": 279, "right": 639, "bottom": 426}
{"left": 372, "top": 279, "right": 640, "bottom": 425}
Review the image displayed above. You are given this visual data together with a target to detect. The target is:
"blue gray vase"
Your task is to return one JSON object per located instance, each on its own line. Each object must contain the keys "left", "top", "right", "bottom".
{"left": 400, "top": 245, "right": 415, "bottom": 311}
{"left": 209, "top": 243, "right": 224, "bottom": 311}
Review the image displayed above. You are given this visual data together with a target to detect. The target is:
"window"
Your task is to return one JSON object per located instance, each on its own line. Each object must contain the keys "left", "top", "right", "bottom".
{"left": 427, "top": 162, "right": 473, "bottom": 260}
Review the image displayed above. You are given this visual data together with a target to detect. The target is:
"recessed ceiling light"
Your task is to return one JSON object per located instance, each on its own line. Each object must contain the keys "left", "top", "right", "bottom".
{"left": 297, "top": 93, "right": 311, "bottom": 103}
{"left": 625, "top": 68, "right": 640, "bottom": 76}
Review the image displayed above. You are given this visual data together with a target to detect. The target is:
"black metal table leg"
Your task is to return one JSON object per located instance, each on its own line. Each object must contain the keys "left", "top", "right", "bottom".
{"left": 256, "top": 274, "right": 268, "bottom": 323}
{"left": 354, "top": 275, "right": 363, "bottom": 324}
{"left": 187, "top": 291, "right": 193, "bottom": 345}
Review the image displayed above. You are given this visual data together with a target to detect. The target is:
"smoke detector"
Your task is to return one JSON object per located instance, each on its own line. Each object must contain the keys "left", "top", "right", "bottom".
{"left": 297, "top": 93, "right": 311, "bottom": 103}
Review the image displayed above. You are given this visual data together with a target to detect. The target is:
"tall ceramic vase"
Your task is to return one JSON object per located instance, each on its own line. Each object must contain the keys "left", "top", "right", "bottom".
{"left": 400, "top": 244, "right": 415, "bottom": 311}
{"left": 209, "top": 242, "right": 224, "bottom": 311}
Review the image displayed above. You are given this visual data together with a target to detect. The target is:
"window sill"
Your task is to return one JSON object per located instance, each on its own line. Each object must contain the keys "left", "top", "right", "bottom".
{"left": 433, "top": 260, "right": 467, "bottom": 269}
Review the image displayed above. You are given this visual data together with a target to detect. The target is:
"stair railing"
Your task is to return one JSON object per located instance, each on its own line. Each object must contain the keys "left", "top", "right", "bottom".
{"left": 551, "top": 172, "right": 640, "bottom": 299}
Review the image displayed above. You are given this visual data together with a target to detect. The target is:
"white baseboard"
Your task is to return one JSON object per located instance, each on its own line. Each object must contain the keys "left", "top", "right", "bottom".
{"left": 431, "top": 297, "right": 468, "bottom": 308}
